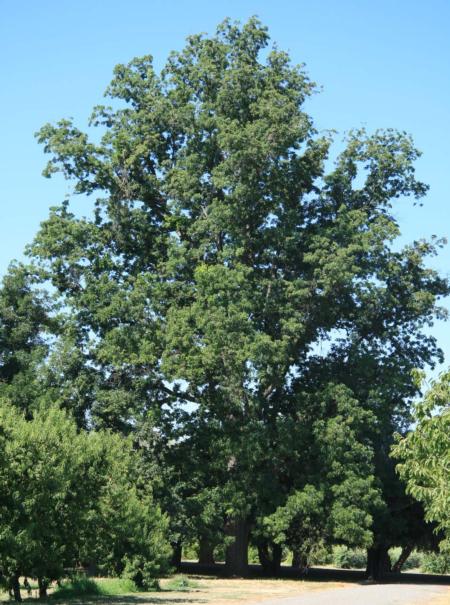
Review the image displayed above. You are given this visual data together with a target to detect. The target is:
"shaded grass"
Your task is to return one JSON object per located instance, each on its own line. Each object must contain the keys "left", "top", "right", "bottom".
{"left": 51, "top": 574, "right": 199, "bottom": 599}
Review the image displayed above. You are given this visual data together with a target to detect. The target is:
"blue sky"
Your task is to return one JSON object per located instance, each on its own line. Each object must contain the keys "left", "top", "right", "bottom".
{"left": 1, "top": 0, "right": 449, "bottom": 377}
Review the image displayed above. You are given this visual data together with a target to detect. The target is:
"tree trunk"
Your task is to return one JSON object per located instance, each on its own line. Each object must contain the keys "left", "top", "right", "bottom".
{"left": 258, "top": 542, "right": 282, "bottom": 576}
{"left": 366, "top": 545, "right": 391, "bottom": 580}
{"left": 11, "top": 575, "right": 22, "bottom": 603}
{"left": 133, "top": 571, "right": 144, "bottom": 590}
{"left": 198, "top": 538, "right": 215, "bottom": 565}
{"left": 170, "top": 542, "right": 182, "bottom": 567}
{"left": 225, "top": 517, "right": 249, "bottom": 576}
{"left": 86, "top": 561, "right": 99, "bottom": 576}
{"left": 391, "top": 544, "right": 413, "bottom": 573}
{"left": 38, "top": 577, "right": 48, "bottom": 599}
{"left": 291, "top": 550, "right": 308, "bottom": 572}
{"left": 23, "top": 578, "right": 32, "bottom": 596}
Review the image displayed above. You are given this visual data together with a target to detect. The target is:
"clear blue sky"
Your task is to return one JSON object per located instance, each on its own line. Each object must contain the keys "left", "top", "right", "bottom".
{"left": 1, "top": 0, "right": 449, "bottom": 376}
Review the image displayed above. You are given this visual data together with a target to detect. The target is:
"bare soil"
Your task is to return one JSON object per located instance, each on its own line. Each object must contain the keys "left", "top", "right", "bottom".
{"left": 254, "top": 582, "right": 450, "bottom": 605}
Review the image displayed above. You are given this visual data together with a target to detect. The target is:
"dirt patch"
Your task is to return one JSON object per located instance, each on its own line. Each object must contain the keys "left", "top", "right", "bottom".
{"left": 257, "top": 583, "right": 449, "bottom": 605}
{"left": 426, "top": 589, "right": 450, "bottom": 605}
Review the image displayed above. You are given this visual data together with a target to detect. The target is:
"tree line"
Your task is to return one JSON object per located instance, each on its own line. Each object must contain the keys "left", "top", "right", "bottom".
{"left": 1, "top": 18, "right": 450, "bottom": 600}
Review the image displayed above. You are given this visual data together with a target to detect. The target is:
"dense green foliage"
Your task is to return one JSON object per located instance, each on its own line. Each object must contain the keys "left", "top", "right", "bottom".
{"left": 0, "top": 17, "right": 448, "bottom": 594}
{"left": 0, "top": 403, "right": 170, "bottom": 600}
{"left": 421, "top": 552, "right": 450, "bottom": 575}
{"left": 0, "top": 263, "right": 55, "bottom": 414}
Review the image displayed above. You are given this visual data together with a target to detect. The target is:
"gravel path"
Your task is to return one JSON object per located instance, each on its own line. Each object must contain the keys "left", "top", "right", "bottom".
{"left": 259, "top": 583, "right": 449, "bottom": 605}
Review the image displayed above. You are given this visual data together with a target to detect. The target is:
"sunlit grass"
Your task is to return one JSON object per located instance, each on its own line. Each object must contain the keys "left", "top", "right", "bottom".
{"left": 163, "top": 575, "right": 200, "bottom": 592}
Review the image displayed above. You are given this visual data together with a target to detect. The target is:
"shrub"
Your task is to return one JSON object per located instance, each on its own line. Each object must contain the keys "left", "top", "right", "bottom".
{"left": 388, "top": 547, "right": 424, "bottom": 571}
{"left": 213, "top": 543, "right": 226, "bottom": 562}
{"left": 332, "top": 546, "right": 367, "bottom": 569}
{"left": 182, "top": 543, "right": 198, "bottom": 561}
{"left": 403, "top": 550, "right": 423, "bottom": 571}
{"left": 309, "top": 544, "right": 333, "bottom": 566}
{"left": 248, "top": 545, "right": 260, "bottom": 564}
{"left": 52, "top": 577, "right": 101, "bottom": 598}
{"left": 421, "top": 553, "right": 450, "bottom": 574}
{"left": 96, "top": 577, "right": 140, "bottom": 595}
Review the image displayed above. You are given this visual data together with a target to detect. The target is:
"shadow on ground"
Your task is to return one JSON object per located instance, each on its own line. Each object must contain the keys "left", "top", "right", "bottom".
{"left": 32, "top": 598, "right": 206, "bottom": 605}
{"left": 178, "top": 562, "right": 450, "bottom": 586}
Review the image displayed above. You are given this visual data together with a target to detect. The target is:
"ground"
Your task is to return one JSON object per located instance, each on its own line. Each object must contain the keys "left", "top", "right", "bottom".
{"left": 259, "top": 582, "right": 450, "bottom": 605}
{"left": 2, "top": 575, "right": 449, "bottom": 604}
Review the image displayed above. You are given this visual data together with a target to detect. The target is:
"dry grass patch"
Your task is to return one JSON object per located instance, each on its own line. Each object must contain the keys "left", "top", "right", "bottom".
{"left": 156, "top": 575, "right": 347, "bottom": 605}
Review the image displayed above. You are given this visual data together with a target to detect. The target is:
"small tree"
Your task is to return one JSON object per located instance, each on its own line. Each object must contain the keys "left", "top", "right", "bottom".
{"left": 262, "top": 485, "right": 325, "bottom": 573}
{"left": 0, "top": 403, "right": 170, "bottom": 601}
{"left": 393, "top": 371, "right": 450, "bottom": 557}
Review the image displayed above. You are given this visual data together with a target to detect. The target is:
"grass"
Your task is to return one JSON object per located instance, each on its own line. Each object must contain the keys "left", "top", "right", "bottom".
{"left": 163, "top": 576, "right": 199, "bottom": 592}
{"left": 51, "top": 576, "right": 140, "bottom": 599}
{"left": 94, "top": 578, "right": 141, "bottom": 596}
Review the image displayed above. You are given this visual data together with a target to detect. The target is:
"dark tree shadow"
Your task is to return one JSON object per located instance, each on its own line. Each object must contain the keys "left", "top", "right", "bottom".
{"left": 179, "top": 561, "right": 450, "bottom": 586}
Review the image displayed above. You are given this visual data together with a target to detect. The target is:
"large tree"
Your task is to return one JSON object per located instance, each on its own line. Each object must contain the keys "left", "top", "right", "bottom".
{"left": 29, "top": 18, "right": 447, "bottom": 575}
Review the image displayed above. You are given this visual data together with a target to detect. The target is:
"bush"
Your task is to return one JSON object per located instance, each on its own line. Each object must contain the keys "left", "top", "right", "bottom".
{"left": 213, "top": 543, "right": 226, "bottom": 562}
{"left": 309, "top": 543, "right": 333, "bottom": 566}
{"left": 332, "top": 546, "right": 367, "bottom": 569}
{"left": 388, "top": 547, "right": 424, "bottom": 571}
{"left": 96, "top": 577, "right": 140, "bottom": 595}
{"left": 248, "top": 545, "right": 260, "bottom": 564}
{"left": 52, "top": 577, "right": 101, "bottom": 598}
{"left": 182, "top": 542, "right": 198, "bottom": 561}
{"left": 421, "top": 553, "right": 450, "bottom": 574}
{"left": 403, "top": 550, "right": 423, "bottom": 571}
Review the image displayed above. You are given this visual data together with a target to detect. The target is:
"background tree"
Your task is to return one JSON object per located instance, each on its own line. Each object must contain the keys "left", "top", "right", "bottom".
{"left": 136, "top": 412, "right": 228, "bottom": 566}
{"left": 0, "top": 263, "right": 55, "bottom": 415}
{"left": 298, "top": 223, "right": 448, "bottom": 577}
